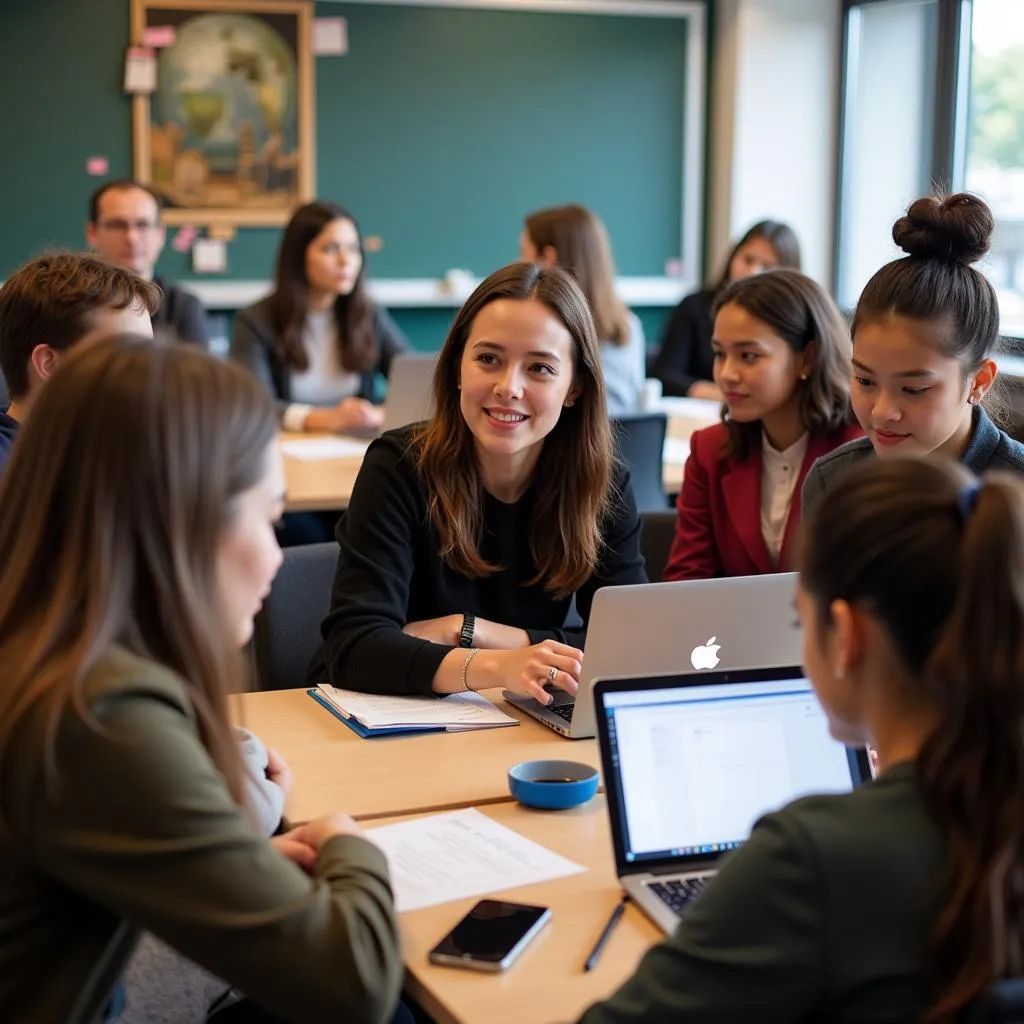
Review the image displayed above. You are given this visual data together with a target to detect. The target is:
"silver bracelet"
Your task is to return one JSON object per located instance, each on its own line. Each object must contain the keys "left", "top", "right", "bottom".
{"left": 461, "top": 648, "right": 480, "bottom": 691}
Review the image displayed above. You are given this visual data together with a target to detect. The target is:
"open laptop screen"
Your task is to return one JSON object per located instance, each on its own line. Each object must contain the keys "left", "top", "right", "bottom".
{"left": 598, "top": 670, "right": 864, "bottom": 866}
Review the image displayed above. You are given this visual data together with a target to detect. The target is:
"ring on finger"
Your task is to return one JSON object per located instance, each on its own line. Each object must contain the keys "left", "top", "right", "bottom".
{"left": 546, "top": 665, "right": 557, "bottom": 685}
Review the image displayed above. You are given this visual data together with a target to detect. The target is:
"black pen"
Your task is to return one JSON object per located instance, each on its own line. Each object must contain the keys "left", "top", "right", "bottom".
{"left": 583, "top": 895, "right": 629, "bottom": 972}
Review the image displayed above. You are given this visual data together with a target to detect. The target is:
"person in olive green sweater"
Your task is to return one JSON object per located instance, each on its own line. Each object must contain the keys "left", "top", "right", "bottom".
{"left": 0, "top": 335, "right": 404, "bottom": 1024}
{"left": 578, "top": 455, "right": 1024, "bottom": 1023}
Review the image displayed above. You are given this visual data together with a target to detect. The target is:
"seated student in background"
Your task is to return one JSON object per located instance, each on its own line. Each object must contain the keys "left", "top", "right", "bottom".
{"left": 663, "top": 269, "right": 859, "bottom": 580}
{"left": 803, "top": 193, "right": 1024, "bottom": 511}
{"left": 580, "top": 456, "right": 1024, "bottom": 1022}
{"left": 0, "top": 336, "right": 403, "bottom": 1024}
{"left": 313, "top": 262, "right": 646, "bottom": 701}
{"left": 520, "top": 204, "right": 645, "bottom": 416}
{"left": 0, "top": 251, "right": 159, "bottom": 471}
{"left": 653, "top": 220, "right": 801, "bottom": 400}
{"left": 86, "top": 179, "right": 211, "bottom": 347}
{"left": 231, "top": 200, "right": 409, "bottom": 435}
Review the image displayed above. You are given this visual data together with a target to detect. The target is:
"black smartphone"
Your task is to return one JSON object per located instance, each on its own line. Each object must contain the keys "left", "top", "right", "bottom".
{"left": 428, "top": 899, "right": 551, "bottom": 973}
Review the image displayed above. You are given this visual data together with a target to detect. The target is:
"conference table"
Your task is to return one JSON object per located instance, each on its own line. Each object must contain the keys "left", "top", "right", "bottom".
{"left": 230, "top": 687, "right": 658, "bottom": 1024}
{"left": 280, "top": 396, "right": 719, "bottom": 513}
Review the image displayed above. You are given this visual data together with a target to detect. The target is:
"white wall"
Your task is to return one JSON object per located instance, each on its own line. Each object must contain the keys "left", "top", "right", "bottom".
{"left": 708, "top": 0, "right": 843, "bottom": 286}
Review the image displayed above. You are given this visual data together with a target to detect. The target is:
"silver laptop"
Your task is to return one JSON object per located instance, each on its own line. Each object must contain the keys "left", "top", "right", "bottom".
{"left": 594, "top": 668, "right": 872, "bottom": 933}
{"left": 504, "top": 573, "right": 801, "bottom": 739}
{"left": 381, "top": 352, "right": 438, "bottom": 432}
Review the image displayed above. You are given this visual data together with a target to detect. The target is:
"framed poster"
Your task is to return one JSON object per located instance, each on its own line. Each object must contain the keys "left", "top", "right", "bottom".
{"left": 131, "top": 0, "right": 314, "bottom": 227}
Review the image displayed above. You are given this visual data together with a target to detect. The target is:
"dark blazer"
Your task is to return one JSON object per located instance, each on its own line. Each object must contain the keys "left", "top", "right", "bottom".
{"left": 152, "top": 276, "right": 212, "bottom": 348}
{"left": 802, "top": 406, "right": 1024, "bottom": 515}
{"left": 230, "top": 296, "right": 409, "bottom": 415}
{"left": 664, "top": 421, "right": 864, "bottom": 580}
{"left": 652, "top": 289, "right": 716, "bottom": 396}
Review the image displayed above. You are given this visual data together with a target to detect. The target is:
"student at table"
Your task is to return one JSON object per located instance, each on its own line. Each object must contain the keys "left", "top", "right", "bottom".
{"left": 0, "top": 336, "right": 402, "bottom": 1024}
{"left": 231, "top": 200, "right": 409, "bottom": 435}
{"left": 0, "top": 251, "right": 160, "bottom": 473}
{"left": 580, "top": 455, "right": 1024, "bottom": 1022}
{"left": 653, "top": 220, "right": 801, "bottom": 400}
{"left": 86, "top": 179, "right": 212, "bottom": 347}
{"left": 803, "top": 192, "right": 1024, "bottom": 511}
{"left": 520, "top": 204, "right": 645, "bottom": 416}
{"left": 663, "top": 269, "right": 860, "bottom": 580}
{"left": 314, "top": 262, "right": 646, "bottom": 701}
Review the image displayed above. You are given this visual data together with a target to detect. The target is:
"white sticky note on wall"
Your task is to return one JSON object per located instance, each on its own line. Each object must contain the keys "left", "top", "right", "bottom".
{"left": 313, "top": 17, "right": 348, "bottom": 55}
{"left": 192, "top": 238, "right": 227, "bottom": 274}
{"left": 123, "top": 46, "right": 157, "bottom": 94}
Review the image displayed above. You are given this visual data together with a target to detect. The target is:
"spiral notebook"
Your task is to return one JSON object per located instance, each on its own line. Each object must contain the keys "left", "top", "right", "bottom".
{"left": 308, "top": 684, "right": 518, "bottom": 738}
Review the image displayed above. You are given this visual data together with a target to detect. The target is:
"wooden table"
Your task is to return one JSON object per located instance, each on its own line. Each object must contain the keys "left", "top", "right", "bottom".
{"left": 372, "top": 796, "right": 662, "bottom": 1024}
{"left": 231, "top": 687, "right": 601, "bottom": 824}
{"left": 281, "top": 397, "right": 717, "bottom": 512}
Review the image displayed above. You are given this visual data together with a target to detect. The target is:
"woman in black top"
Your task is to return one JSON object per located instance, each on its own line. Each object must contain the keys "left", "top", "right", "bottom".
{"left": 579, "top": 456, "right": 1024, "bottom": 1022}
{"left": 316, "top": 262, "right": 646, "bottom": 700}
{"left": 653, "top": 220, "right": 800, "bottom": 399}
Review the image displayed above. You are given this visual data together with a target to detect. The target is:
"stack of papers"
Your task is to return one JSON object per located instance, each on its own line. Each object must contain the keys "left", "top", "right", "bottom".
{"left": 280, "top": 437, "right": 369, "bottom": 460}
{"left": 310, "top": 683, "right": 519, "bottom": 736}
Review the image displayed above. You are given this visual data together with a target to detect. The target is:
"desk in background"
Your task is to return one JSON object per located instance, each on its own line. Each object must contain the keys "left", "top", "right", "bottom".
{"left": 230, "top": 687, "right": 601, "bottom": 824}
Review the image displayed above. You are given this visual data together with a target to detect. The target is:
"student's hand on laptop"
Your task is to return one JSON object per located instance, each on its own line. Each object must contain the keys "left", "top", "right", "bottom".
{"left": 305, "top": 397, "right": 383, "bottom": 434}
{"left": 478, "top": 641, "right": 582, "bottom": 704}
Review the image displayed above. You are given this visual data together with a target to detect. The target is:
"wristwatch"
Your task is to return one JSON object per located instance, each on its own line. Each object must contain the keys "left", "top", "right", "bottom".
{"left": 459, "top": 614, "right": 476, "bottom": 648}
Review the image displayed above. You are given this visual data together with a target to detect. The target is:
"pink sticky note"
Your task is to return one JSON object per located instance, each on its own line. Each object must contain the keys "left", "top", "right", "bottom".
{"left": 86, "top": 156, "right": 109, "bottom": 176}
{"left": 142, "top": 24, "right": 176, "bottom": 48}
{"left": 664, "top": 258, "right": 684, "bottom": 279}
{"left": 171, "top": 225, "right": 199, "bottom": 253}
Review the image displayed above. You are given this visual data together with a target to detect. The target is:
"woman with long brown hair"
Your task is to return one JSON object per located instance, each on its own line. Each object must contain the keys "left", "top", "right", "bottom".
{"left": 580, "top": 455, "right": 1024, "bottom": 1022}
{"left": 315, "top": 261, "right": 646, "bottom": 700}
{"left": 0, "top": 336, "right": 402, "bottom": 1023}
{"left": 231, "top": 200, "right": 408, "bottom": 435}
{"left": 520, "top": 204, "right": 645, "bottom": 416}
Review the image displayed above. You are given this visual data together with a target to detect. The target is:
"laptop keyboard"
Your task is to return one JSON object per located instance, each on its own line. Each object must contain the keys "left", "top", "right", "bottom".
{"left": 547, "top": 703, "right": 575, "bottom": 723}
{"left": 646, "top": 875, "right": 711, "bottom": 916}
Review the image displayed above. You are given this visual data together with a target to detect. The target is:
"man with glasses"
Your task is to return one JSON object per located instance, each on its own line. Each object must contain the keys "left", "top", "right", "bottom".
{"left": 86, "top": 180, "right": 211, "bottom": 348}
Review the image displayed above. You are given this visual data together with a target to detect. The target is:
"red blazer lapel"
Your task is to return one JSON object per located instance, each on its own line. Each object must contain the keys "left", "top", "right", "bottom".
{"left": 721, "top": 451, "right": 774, "bottom": 575}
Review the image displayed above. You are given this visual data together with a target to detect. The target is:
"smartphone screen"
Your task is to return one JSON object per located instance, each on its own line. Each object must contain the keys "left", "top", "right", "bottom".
{"left": 429, "top": 899, "right": 551, "bottom": 971}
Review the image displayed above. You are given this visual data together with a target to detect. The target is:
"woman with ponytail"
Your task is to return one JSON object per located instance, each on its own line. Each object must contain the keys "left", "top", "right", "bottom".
{"left": 803, "top": 192, "right": 1024, "bottom": 512}
{"left": 578, "top": 455, "right": 1024, "bottom": 1023}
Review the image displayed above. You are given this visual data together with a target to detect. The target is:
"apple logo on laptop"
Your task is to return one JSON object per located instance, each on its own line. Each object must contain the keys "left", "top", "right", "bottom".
{"left": 690, "top": 636, "right": 721, "bottom": 670}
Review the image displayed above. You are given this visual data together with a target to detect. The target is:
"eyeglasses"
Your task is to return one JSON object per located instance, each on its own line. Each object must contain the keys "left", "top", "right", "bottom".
{"left": 96, "top": 219, "right": 161, "bottom": 233}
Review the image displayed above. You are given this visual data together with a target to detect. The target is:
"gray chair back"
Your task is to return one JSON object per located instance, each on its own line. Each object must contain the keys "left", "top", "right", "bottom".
{"left": 640, "top": 509, "right": 677, "bottom": 582}
{"left": 251, "top": 541, "right": 338, "bottom": 690}
{"left": 612, "top": 412, "right": 669, "bottom": 512}
{"left": 968, "top": 978, "right": 1024, "bottom": 1022}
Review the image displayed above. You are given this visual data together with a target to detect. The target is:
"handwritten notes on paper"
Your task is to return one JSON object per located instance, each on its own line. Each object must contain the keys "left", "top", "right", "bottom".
{"left": 365, "top": 808, "right": 584, "bottom": 912}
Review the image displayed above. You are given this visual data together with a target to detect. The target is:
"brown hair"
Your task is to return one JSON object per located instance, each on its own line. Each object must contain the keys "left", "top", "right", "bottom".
{"left": 523, "top": 204, "right": 632, "bottom": 346}
{"left": 88, "top": 179, "right": 163, "bottom": 223}
{"left": 853, "top": 193, "right": 1000, "bottom": 376}
{"left": 415, "top": 262, "right": 614, "bottom": 598}
{"left": 712, "top": 220, "right": 802, "bottom": 293}
{"left": 799, "top": 457, "right": 1024, "bottom": 1021}
{"left": 0, "top": 335, "right": 278, "bottom": 832}
{"left": 0, "top": 251, "right": 161, "bottom": 399}
{"left": 267, "top": 200, "right": 376, "bottom": 373}
{"left": 714, "top": 268, "right": 853, "bottom": 462}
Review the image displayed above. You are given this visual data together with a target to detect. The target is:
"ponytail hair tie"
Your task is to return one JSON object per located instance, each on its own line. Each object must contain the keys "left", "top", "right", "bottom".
{"left": 956, "top": 481, "right": 981, "bottom": 522}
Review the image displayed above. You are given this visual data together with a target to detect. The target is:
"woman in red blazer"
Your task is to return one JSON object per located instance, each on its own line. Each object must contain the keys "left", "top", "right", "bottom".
{"left": 664, "top": 269, "right": 861, "bottom": 580}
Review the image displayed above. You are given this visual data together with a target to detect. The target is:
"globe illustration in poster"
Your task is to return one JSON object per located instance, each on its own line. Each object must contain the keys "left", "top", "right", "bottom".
{"left": 148, "top": 12, "right": 301, "bottom": 213}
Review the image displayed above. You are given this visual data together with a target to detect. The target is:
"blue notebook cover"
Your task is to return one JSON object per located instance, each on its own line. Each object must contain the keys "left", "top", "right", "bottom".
{"left": 306, "top": 688, "right": 444, "bottom": 739}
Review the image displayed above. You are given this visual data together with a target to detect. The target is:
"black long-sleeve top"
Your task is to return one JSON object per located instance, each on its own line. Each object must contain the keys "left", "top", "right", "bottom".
{"left": 316, "top": 427, "right": 647, "bottom": 696}
{"left": 652, "top": 289, "right": 716, "bottom": 396}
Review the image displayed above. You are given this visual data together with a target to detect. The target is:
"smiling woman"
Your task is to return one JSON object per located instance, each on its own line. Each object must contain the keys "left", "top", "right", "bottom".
{"left": 310, "top": 262, "right": 647, "bottom": 701}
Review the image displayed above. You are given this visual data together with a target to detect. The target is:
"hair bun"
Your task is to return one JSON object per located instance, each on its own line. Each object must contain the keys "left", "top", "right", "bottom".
{"left": 891, "top": 193, "right": 994, "bottom": 265}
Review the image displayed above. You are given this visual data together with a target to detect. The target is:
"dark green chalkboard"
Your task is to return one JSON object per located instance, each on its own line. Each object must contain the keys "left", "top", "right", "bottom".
{"left": 0, "top": 1, "right": 691, "bottom": 283}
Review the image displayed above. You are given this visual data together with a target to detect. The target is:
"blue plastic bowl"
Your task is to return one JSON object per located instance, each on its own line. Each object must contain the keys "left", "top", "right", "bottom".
{"left": 507, "top": 759, "right": 599, "bottom": 810}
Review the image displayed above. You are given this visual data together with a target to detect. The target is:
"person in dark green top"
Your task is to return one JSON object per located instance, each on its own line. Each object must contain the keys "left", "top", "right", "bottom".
{"left": 0, "top": 336, "right": 403, "bottom": 1024}
{"left": 578, "top": 454, "right": 1024, "bottom": 1023}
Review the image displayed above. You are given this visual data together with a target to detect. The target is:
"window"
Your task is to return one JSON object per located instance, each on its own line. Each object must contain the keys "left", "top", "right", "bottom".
{"left": 965, "top": 0, "right": 1024, "bottom": 337}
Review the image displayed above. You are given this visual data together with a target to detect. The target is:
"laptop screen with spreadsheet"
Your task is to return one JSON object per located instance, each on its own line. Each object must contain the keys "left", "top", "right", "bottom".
{"left": 596, "top": 669, "right": 866, "bottom": 868}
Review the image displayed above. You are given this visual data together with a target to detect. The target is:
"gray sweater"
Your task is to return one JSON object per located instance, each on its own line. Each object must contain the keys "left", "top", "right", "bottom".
{"left": 802, "top": 406, "right": 1024, "bottom": 515}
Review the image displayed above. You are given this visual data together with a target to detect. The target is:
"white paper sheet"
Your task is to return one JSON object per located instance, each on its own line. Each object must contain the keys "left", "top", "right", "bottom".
{"left": 280, "top": 437, "right": 370, "bottom": 460}
{"left": 317, "top": 684, "right": 517, "bottom": 731}
{"left": 365, "top": 808, "right": 584, "bottom": 912}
